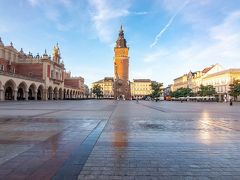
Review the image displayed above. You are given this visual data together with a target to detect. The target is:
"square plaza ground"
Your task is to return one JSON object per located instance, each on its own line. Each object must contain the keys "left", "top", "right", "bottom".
{"left": 0, "top": 100, "right": 240, "bottom": 180}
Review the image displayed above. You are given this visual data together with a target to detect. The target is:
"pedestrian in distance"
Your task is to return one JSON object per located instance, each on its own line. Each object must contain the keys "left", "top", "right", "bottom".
{"left": 230, "top": 99, "right": 233, "bottom": 106}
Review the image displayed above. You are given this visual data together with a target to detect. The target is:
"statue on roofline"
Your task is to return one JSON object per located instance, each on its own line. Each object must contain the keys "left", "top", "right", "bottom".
{"left": 52, "top": 43, "right": 61, "bottom": 64}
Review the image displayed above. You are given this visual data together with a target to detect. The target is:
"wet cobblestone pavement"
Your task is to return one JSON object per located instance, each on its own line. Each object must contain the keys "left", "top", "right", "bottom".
{"left": 0, "top": 100, "right": 240, "bottom": 180}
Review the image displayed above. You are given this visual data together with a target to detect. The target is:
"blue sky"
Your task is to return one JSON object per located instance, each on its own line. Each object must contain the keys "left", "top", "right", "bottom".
{"left": 0, "top": 0, "right": 240, "bottom": 86}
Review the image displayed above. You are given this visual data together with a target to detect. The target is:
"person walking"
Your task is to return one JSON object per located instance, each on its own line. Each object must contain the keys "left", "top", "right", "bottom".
{"left": 230, "top": 99, "right": 233, "bottom": 106}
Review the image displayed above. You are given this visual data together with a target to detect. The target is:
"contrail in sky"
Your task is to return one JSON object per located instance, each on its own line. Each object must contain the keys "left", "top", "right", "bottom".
{"left": 150, "top": 0, "right": 190, "bottom": 48}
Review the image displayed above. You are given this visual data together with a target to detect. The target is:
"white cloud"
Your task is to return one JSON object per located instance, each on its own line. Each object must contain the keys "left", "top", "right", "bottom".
{"left": 150, "top": 0, "right": 190, "bottom": 48}
{"left": 88, "top": 0, "right": 148, "bottom": 43}
{"left": 143, "top": 49, "right": 170, "bottom": 63}
{"left": 132, "top": 11, "right": 148, "bottom": 15}
{"left": 131, "top": 68, "right": 154, "bottom": 80}
{"left": 27, "top": 0, "right": 40, "bottom": 6}
{"left": 143, "top": 10, "right": 240, "bottom": 85}
{"left": 88, "top": 0, "right": 131, "bottom": 43}
{"left": 26, "top": 0, "right": 77, "bottom": 31}
{"left": 45, "top": 8, "right": 60, "bottom": 22}
{"left": 159, "top": 0, "right": 214, "bottom": 31}
{"left": 27, "top": 0, "right": 73, "bottom": 7}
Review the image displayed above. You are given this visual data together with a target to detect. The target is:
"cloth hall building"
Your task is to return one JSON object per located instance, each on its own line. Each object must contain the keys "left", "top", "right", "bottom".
{"left": 0, "top": 37, "right": 87, "bottom": 101}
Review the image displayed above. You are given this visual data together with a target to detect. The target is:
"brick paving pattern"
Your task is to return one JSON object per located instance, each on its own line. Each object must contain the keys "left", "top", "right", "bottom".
{"left": 0, "top": 100, "right": 239, "bottom": 180}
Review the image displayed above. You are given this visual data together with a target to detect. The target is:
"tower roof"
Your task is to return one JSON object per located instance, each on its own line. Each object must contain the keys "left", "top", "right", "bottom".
{"left": 115, "top": 25, "right": 127, "bottom": 48}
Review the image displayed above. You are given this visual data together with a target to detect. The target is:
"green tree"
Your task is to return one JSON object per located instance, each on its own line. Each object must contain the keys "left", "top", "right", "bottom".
{"left": 92, "top": 84, "right": 103, "bottom": 99}
{"left": 150, "top": 82, "right": 163, "bottom": 98}
{"left": 229, "top": 80, "right": 240, "bottom": 101}
{"left": 198, "top": 84, "right": 216, "bottom": 96}
{"left": 170, "top": 88, "right": 192, "bottom": 98}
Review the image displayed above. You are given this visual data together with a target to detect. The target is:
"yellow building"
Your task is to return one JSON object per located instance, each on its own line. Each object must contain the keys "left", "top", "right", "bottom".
{"left": 171, "top": 64, "right": 240, "bottom": 101}
{"left": 191, "top": 64, "right": 224, "bottom": 93}
{"left": 202, "top": 69, "right": 240, "bottom": 101}
{"left": 92, "top": 77, "right": 114, "bottom": 98}
{"left": 172, "top": 64, "right": 224, "bottom": 93}
{"left": 130, "top": 79, "right": 152, "bottom": 99}
{"left": 172, "top": 74, "right": 188, "bottom": 91}
{"left": 189, "top": 71, "right": 203, "bottom": 93}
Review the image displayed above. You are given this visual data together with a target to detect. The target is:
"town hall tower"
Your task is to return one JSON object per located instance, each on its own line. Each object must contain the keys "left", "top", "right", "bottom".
{"left": 113, "top": 25, "right": 131, "bottom": 100}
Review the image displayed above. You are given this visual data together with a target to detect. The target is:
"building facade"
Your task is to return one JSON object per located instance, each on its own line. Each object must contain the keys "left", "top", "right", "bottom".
{"left": 202, "top": 69, "right": 240, "bottom": 101}
{"left": 0, "top": 37, "right": 87, "bottom": 101}
{"left": 113, "top": 25, "right": 131, "bottom": 100}
{"left": 171, "top": 64, "right": 240, "bottom": 101}
{"left": 172, "top": 74, "right": 188, "bottom": 91}
{"left": 130, "top": 79, "right": 152, "bottom": 99}
{"left": 163, "top": 84, "right": 172, "bottom": 100}
{"left": 92, "top": 77, "right": 114, "bottom": 98}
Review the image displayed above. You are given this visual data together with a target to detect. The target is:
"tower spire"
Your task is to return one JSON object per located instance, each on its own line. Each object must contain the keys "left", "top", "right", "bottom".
{"left": 115, "top": 24, "right": 127, "bottom": 48}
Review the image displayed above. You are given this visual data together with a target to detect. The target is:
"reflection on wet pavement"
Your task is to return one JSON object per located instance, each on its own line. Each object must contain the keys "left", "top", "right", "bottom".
{"left": 0, "top": 100, "right": 240, "bottom": 179}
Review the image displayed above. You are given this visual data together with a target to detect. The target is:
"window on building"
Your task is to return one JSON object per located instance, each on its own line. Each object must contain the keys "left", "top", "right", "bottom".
{"left": 56, "top": 72, "right": 59, "bottom": 80}
{"left": 51, "top": 70, "right": 55, "bottom": 78}
{"left": 0, "top": 64, "right": 4, "bottom": 71}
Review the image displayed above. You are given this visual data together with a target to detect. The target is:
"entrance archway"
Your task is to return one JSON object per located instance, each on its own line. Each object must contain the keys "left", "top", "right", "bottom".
{"left": 17, "top": 88, "right": 24, "bottom": 100}
{"left": 5, "top": 87, "right": 13, "bottom": 100}
{"left": 48, "top": 86, "right": 53, "bottom": 100}
{"left": 63, "top": 89, "right": 66, "bottom": 99}
{"left": 17, "top": 82, "right": 28, "bottom": 100}
{"left": 28, "top": 89, "right": 33, "bottom": 100}
{"left": 4, "top": 79, "right": 16, "bottom": 100}
{"left": 59, "top": 88, "right": 63, "bottom": 100}
{"left": 28, "top": 83, "right": 37, "bottom": 100}
{"left": 67, "top": 89, "right": 69, "bottom": 99}
{"left": 53, "top": 87, "right": 58, "bottom": 100}
{"left": 37, "top": 85, "right": 44, "bottom": 100}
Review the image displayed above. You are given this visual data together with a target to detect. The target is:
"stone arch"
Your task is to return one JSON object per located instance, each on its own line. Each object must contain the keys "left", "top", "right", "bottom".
{"left": 73, "top": 90, "right": 75, "bottom": 99}
{"left": 17, "top": 81, "right": 28, "bottom": 100}
{"left": 59, "top": 88, "right": 63, "bottom": 100}
{"left": 53, "top": 87, "right": 58, "bottom": 100}
{"left": 63, "top": 89, "right": 66, "bottom": 99}
{"left": 48, "top": 86, "right": 53, "bottom": 100}
{"left": 4, "top": 79, "right": 16, "bottom": 100}
{"left": 28, "top": 83, "right": 37, "bottom": 100}
{"left": 70, "top": 90, "right": 73, "bottom": 99}
{"left": 0, "top": 81, "right": 2, "bottom": 101}
{"left": 73, "top": 90, "right": 75, "bottom": 98}
{"left": 66, "top": 89, "right": 70, "bottom": 99}
{"left": 0, "top": 81, "right": 3, "bottom": 100}
{"left": 37, "top": 85, "right": 44, "bottom": 100}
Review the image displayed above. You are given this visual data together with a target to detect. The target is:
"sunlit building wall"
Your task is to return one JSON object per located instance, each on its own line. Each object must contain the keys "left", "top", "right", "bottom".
{"left": 130, "top": 79, "right": 152, "bottom": 99}
{"left": 92, "top": 77, "right": 114, "bottom": 98}
{"left": 171, "top": 64, "right": 240, "bottom": 101}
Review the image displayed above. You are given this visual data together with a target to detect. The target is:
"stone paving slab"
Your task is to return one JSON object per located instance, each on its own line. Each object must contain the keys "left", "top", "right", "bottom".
{"left": 0, "top": 100, "right": 239, "bottom": 179}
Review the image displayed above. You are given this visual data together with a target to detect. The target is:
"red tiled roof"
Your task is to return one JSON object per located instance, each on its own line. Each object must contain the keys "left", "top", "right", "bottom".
{"left": 202, "top": 65, "right": 214, "bottom": 73}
